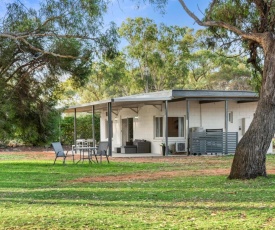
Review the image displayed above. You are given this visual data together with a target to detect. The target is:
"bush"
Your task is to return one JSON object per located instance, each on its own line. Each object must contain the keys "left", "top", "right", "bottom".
{"left": 60, "top": 114, "right": 100, "bottom": 145}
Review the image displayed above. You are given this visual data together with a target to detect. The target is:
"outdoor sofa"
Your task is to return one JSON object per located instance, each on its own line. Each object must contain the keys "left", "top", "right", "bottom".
{"left": 120, "top": 139, "right": 151, "bottom": 153}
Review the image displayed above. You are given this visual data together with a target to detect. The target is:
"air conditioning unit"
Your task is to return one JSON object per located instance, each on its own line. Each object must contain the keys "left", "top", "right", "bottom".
{"left": 176, "top": 142, "right": 186, "bottom": 152}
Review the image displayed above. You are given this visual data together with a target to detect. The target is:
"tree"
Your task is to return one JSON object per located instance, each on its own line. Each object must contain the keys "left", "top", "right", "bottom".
{"left": 177, "top": 0, "right": 275, "bottom": 179}
{"left": 182, "top": 28, "right": 253, "bottom": 90}
{"left": 209, "top": 57, "right": 253, "bottom": 91}
{"left": 0, "top": 0, "right": 118, "bottom": 145}
{"left": 61, "top": 54, "right": 137, "bottom": 105}
{"left": 186, "top": 48, "right": 253, "bottom": 90}
{"left": 119, "top": 17, "right": 253, "bottom": 94}
{"left": 119, "top": 17, "right": 188, "bottom": 92}
{"left": 78, "top": 54, "right": 137, "bottom": 103}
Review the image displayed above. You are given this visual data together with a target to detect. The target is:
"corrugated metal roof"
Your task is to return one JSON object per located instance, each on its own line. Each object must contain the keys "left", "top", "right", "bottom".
{"left": 63, "top": 99, "right": 112, "bottom": 113}
{"left": 114, "top": 90, "right": 173, "bottom": 102}
{"left": 63, "top": 89, "right": 259, "bottom": 113}
{"left": 172, "top": 89, "right": 258, "bottom": 98}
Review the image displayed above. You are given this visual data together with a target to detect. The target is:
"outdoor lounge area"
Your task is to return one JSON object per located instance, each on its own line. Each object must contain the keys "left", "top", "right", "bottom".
{"left": 119, "top": 139, "right": 151, "bottom": 154}
{"left": 52, "top": 139, "right": 110, "bottom": 164}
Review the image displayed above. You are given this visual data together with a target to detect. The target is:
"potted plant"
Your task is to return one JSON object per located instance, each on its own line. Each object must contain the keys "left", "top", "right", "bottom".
{"left": 160, "top": 143, "right": 166, "bottom": 156}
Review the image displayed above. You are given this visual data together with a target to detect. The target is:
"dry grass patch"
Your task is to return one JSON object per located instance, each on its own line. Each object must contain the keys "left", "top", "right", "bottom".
{"left": 72, "top": 168, "right": 230, "bottom": 183}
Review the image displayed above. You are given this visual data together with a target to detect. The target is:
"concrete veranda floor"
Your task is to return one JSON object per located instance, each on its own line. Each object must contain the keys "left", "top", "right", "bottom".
{"left": 111, "top": 152, "right": 163, "bottom": 158}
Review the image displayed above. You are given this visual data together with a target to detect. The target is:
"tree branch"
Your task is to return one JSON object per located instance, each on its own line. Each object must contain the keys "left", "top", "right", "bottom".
{"left": 0, "top": 32, "right": 96, "bottom": 41}
{"left": 20, "top": 38, "right": 77, "bottom": 59}
{"left": 39, "top": 16, "right": 64, "bottom": 28}
{"left": 178, "top": 0, "right": 263, "bottom": 44}
{"left": 0, "top": 33, "right": 78, "bottom": 59}
{"left": 5, "top": 56, "right": 43, "bottom": 83}
{"left": 0, "top": 53, "right": 20, "bottom": 76}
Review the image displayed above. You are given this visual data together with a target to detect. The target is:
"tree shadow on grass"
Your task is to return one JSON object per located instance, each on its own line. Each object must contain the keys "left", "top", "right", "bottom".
{"left": 0, "top": 161, "right": 275, "bottom": 212}
{"left": 0, "top": 173, "right": 275, "bottom": 205}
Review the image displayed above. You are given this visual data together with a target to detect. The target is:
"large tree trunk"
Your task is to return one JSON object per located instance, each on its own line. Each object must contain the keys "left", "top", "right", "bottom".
{"left": 229, "top": 36, "right": 275, "bottom": 179}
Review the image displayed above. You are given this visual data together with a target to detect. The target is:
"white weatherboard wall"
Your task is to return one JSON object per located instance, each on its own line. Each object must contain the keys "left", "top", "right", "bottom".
{"left": 189, "top": 100, "right": 272, "bottom": 153}
{"left": 188, "top": 101, "right": 201, "bottom": 128}
{"left": 227, "top": 101, "right": 256, "bottom": 139}
{"left": 189, "top": 101, "right": 257, "bottom": 138}
{"left": 100, "top": 100, "right": 273, "bottom": 153}
{"left": 201, "top": 101, "right": 225, "bottom": 130}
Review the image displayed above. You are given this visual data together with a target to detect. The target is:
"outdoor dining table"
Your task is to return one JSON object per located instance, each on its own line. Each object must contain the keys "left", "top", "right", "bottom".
{"left": 73, "top": 146, "right": 97, "bottom": 164}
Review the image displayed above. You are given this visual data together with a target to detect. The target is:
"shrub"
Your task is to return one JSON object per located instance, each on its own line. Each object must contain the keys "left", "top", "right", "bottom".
{"left": 60, "top": 114, "right": 100, "bottom": 145}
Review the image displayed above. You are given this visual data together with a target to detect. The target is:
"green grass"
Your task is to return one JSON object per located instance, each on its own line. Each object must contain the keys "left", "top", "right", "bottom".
{"left": 0, "top": 154, "right": 275, "bottom": 229}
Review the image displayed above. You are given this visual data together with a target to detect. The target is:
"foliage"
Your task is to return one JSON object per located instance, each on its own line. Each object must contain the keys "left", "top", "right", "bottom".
{"left": 1, "top": 155, "right": 275, "bottom": 228}
{"left": 0, "top": 78, "right": 60, "bottom": 145}
{"left": 202, "top": 0, "right": 265, "bottom": 78}
{"left": 62, "top": 52, "right": 144, "bottom": 104}
{"left": 183, "top": 29, "right": 254, "bottom": 90}
{"left": 0, "top": 0, "right": 118, "bottom": 145}
{"left": 79, "top": 17, "right": 254, "bottom": 98}
{"left": 79, "top": 55, "right": 137, "bottom": 103}
{"left": 61, "top": 19, "right": 256, "bottom": 104}
{"left": 60, "top": 114, "right": 100, "bottom": 145}
{"left": 119, "top": 17, "right": 189, "bottom": 92}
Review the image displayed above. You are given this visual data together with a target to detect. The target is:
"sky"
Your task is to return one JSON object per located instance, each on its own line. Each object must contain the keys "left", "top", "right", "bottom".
{"left": 105, "top": 0, "right": 210, "bottom": 29}
{"left": 0, "top": 0, "right": 210, "bottom": 28}
{"left": 105, "top": 0, "right": 211, "bottom": 48}
{"left": 0, "top": 0, "right": 211, "bottom": 48}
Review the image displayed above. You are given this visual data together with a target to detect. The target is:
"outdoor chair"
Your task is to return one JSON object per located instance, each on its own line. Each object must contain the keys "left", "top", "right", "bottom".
{"left": 52, "top": 142, "right": 75, "bottom": 165}
{"left": 92, "top": 141, "right": 109, "bottom": 163}
{"left": 86, "top": 139, "right": 94, "bottom": 147}
{"left": 72, "top": 139, "right": 86, "bottom": 154}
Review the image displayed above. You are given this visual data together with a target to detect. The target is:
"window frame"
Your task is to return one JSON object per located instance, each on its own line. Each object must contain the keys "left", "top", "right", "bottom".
{"left": 154, "top": 116, "right": 185, "bottom": 138}
{"left": 154, "top": 116, "right": 163, "bottom": 138}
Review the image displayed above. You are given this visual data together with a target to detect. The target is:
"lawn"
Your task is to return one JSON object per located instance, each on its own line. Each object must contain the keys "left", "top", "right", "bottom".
{"left": 0, "top": 152, "right": 275, "bottom": 229}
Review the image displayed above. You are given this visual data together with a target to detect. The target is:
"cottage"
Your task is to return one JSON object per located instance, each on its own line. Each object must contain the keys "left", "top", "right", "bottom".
{"left": 65, "top": 89, "right": 273, "bottom": 155}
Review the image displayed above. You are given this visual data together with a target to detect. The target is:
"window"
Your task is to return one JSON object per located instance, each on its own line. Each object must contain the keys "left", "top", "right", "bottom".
{"left": 154, "top": 117, "right": 185, "bottom": 138}
{"left": 155, "top": 117, "right": 163, "bottom": 137}
{"left": 168, "top": 117, "right": 184, "bottom": 137}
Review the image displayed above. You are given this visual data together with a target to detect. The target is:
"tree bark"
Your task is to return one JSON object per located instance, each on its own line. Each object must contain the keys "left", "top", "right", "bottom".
{"left": 229, "top": 34, "right": 275, "bottom": 179}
